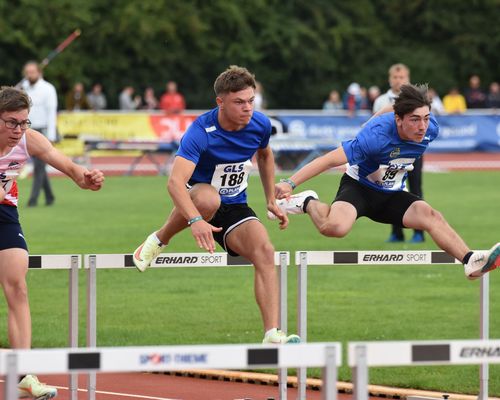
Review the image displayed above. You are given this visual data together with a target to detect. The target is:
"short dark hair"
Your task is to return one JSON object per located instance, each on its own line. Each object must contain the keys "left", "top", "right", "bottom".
{"left": 214, "top": 65, "right": 256, "bottom": 96}
{"left": 393, "top": 84, "right": 431, "bottom": 117}
{"left": 0, "top": 86, "right": 32, "bottom": 114}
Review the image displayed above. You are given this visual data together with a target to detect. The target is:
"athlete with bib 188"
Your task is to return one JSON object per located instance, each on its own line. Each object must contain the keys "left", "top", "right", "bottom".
{"left": 133, "top": 66, "right": 300, "bottom": 344}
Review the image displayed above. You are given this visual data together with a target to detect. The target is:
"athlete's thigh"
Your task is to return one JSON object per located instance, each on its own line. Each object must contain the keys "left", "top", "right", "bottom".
{"left": 225, "top": 219, "right": 272, "bottom": 259}
{"left": 329, "top": 200, "right": 358, "bottom": 231}
{"left": 0, "top": 248, "right": 29, "bottom": 285}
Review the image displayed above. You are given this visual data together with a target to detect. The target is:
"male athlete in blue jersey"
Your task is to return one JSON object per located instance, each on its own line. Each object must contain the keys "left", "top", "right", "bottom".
{"left": 271, "top": 84, "right": 499, "bottom": 280}
{"left": 133, "top": 66, "right": 300, "bottom": 344}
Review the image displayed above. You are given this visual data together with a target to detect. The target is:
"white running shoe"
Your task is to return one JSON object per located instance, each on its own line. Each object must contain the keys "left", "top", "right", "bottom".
{"left": 18, "top": 375, "right": 57, "bottom": 399}
{"left": 262, "top": 329, "right": 301, "bottom": 344}
{"left": 267, "top": 190, "right": 319, "bottom": 220}
{"left": 464, "top": 242, "right": 500, "bottom": 280}
{"left": 133, "top": 232, "right": 165, "bottom": 272}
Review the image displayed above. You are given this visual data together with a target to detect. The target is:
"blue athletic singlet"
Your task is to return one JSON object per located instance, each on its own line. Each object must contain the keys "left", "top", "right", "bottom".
{"left": 342, "top": 112, "right": 439, "bottom": 192}
{"left": 176, "top": 108, "right": 272, "bottom": 204}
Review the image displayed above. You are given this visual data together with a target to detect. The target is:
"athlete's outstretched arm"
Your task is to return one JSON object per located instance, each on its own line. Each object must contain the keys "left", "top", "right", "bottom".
{"left": 26, "top": 129, "right": 104, "bottom": 190}
{"left": 276, "top": 146, "right": 348, "bottom": 198}
{"left": 167, "top": 156, "right": 221, "bottom": 252}
{"left": 256, "top": 145, "right": 288, "bottom": 229}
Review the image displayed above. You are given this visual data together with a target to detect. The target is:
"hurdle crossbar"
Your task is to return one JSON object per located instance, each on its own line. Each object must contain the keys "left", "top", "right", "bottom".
{"left": 294, "top": 250, "right": 489, "bottom": 400}
{"left": 348, "top": 339, "right": 500, "bottom": 400}
{"left": 1, "top": 342, "right": 341, "bottom": 400}
{"left": 84, "top": 252, "right": 289, "bottom": 400}
{"left": 28, "top": 255, "right": 81, "bottom": 400}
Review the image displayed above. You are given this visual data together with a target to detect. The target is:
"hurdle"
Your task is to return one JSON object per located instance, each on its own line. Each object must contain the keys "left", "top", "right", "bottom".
{"left": 84, "top": 252, "right": 290, "bottom": 400}
{"left": 0, "top": 341, "right": 341, "bottom": 400}
{"left": 294, "top": 250, "right": 490, "bottom": 400}
{"left": 27, "top": 254, "right": 81, "bottom": 400}
{"left": 348, "top": 339, "right": 500, "bottom": 400}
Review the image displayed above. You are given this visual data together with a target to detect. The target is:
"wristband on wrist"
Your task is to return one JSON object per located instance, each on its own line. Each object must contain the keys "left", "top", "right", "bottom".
{"left": 187, "top": 216, "right": 203, "bottom": 226}
{"left": 280, "top": 178, "right": 296, "bottom": 189}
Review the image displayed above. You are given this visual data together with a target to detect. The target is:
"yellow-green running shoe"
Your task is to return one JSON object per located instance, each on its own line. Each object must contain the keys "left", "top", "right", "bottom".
{"left": 18, "top": 375, "right": 57, "bottom": 399}
{"left": 262, "top": 329, "right": 301, "bottom": 344}
{"left": 133, "top": 232, "right": 165, "bottom": 272}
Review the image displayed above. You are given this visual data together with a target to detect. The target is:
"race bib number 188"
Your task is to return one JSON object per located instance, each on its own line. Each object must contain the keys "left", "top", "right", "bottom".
{"left": 211, "top": 160, "right": 252, "bottom": 197}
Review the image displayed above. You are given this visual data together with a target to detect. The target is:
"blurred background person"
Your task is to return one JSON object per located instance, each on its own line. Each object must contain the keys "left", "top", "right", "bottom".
{"left": 65, "top": 82, "right": 89, "bottom": 111}
{"left": 367, "top": 85, "right": 381, "bottom": 110}
{"left": 87, "top": 83, "right": 107, "bottom": 110}
{"left": 20, "top": 61, "right": 57, "bottom": 207}
{"left": 427, "top": 87, "right": 446, "bottom": 115}
{"left": 119, "top": 86, "right": 141, "bottom": 110}
{"left": 254, "top": 81, "right": 266, "bottom": 110}
{"left": 373, "top": 63, "right": 424, "bottom": 243}
{"left": 486, "top": 82, "right": 500, "bottom": 109}
{"left": 372, "top": 63, "right": 409, "bottom": 113}
{"left": 142, "top": 87, "right": 159, "bottom": 110}
{"left": 464, "top": 74, "right": 487, "bottom": 109}
{"left": 322, "top": 89, "right": 343, "bottom": 110}
{"left": 443, "top": 87, "right": 467, "bottom": 114}
{"left": 159, "top": 80, "right": 185, "bottom": 114}
{"left": 343, "top": 82, "right": 363, "bottom": 116}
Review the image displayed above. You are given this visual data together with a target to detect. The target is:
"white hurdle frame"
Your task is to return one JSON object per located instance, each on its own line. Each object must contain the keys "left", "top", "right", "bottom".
{"left": 27, "top": 255, "right": 81, "bottom": 400}
{"left": 348, "top": 339, "right": 500, "bottom": 400}
{"left": 295, "top": 250, "right": 490, "bottom": 400}
{"left": 1, "top": 342, "right": 341, "bottom": 400}
{"left": 84, "top": 252, "right": 289, "bottom": 400}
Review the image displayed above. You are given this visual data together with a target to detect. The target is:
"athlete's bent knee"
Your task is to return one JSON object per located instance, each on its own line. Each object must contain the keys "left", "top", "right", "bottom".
{"left": 4, "top": 281, "right": 28, "bottom": 305}
{"left": 250, "top": 241, "right": 275, "bottom": 266}
{"left": 319, "top": 222, "right": 350, "bottom": 238}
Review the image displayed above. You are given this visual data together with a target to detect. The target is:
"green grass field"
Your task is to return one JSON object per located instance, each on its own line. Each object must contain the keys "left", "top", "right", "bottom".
{"left": 1, "top": 171, "right": 499, "bottom": 395}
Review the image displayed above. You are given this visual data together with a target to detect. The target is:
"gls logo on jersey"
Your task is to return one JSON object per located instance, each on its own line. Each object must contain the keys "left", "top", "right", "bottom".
{"left": 223, "top": 163, "right": 245, "bottom": 173}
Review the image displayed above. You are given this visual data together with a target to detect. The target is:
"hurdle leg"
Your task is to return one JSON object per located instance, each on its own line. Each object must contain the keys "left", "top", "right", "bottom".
{"left": 297, "top": 252, "right": 308, "bottom": 400}
{"left": 87, "top": 255, "right": 97, "bottom": 400}
{"left": 478, "top": 273, "right": 489, "bottom": 400}
{"left": 5, "top": 352, "right": 18, "bottom": 400}
{"left": 352, "top": 345, "right": 368, "bottom": 400}
{"left": 278, "top": 252, "right": 288, "bottom": 400}
{"left": 69, "top": 255, "right": 79, "bottom": 400}
{"left": 322, "top": 345, "right": 337, "bottom": 400}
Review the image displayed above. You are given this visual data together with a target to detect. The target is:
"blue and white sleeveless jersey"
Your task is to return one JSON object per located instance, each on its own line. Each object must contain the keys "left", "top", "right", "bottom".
{"left": 176, "top": 108, "right": 272, "bottom": 204}
{"left": 342, "top": 112, "right": 439, "bottom": 192}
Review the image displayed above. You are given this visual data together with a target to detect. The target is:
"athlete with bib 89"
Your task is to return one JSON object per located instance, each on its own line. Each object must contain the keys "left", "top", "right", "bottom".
{"left": 133, "top": 66, "right": 300, "bottom": 344}
{"left": 271, "top": 84, "right": 499, "bottom": 280}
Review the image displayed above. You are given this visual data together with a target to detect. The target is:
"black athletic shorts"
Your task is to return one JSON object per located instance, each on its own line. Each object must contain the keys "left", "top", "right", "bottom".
{"left": 0, "top": 205, "right": 28, "bottom": 251}
{"left": 334, "top": 174, "right": 421, "bottom": 226}
{"left": 208, "top": 203, "right": 259, "bottom": 256}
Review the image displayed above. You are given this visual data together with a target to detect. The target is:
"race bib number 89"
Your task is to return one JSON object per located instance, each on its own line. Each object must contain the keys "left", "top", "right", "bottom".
{"left": 211, "top": 160, "right": 252, "bottom": 197}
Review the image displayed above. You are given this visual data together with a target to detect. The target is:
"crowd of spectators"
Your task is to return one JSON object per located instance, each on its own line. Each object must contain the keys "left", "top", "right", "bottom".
{"left": 323, "top": 74, "right": 500, "bottom": 115}
{"left": 60, "top": 74, "right": 498, "bottom": 114}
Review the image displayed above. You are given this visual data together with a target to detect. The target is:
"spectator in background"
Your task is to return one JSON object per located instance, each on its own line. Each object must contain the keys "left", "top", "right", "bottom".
{"left": 159, "top": 81, "right": 185, "bottom": 114}
{"left": 65, "top": 82, "right": 89, "bottom": 111}
{"left": 322, "top": 89, "right": 343, "bottom": 110}
{"left": 20, "top": 61, "right": 57, "bottom": 207}
{"left": 367, "top": 85, "right": 380, "bottom": 110}
{"left": 443, "top": 87, "right": 467, "bottom": 114}
{"left": 486, "top": 82, "right": 500, "bottom": 109}
{"left": 372, "top": 63, "right": 410, "bottom": 113}
{"left": 87, "top": 83, "right": 107, "bottom": 110}
{"left": 464, "top": 75, "right": 487, "bottom": 109}
{"left": 427, "top": 87, "right": 446, "bottom": 115}
{"left": 372, "top": 63, "right": 424, "bottom": 243}
{"left": 254, "top": 81, "right": 266, "bottom": 110}
{"left": 343, "top": 82, "right": 363, "bottom": 116}
{"left": 142, "top": 87, "right": 159, "bottom": 110}
{"left": 119, "top": 86, "right": 141, "bottom": 110}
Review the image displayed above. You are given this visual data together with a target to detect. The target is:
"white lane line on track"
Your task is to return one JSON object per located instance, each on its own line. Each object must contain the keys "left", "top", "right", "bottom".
{"left": 0, "top": 380, "right": 181, "bottom": 400}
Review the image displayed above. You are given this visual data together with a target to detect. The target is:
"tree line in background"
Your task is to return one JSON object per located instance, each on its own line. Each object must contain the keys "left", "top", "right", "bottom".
{"left": 1, "top": 0, "right": 498, "bottom": 109}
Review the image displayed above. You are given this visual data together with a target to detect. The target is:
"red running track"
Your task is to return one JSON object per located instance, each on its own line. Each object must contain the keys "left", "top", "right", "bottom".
{"left": 0, "top": 372, "right": 369, "bottom": 400}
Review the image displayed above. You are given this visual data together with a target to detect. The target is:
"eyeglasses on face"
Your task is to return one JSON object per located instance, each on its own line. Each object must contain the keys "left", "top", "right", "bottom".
{"left": 0, "top": 117, "right": 32, "bottom": 130}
